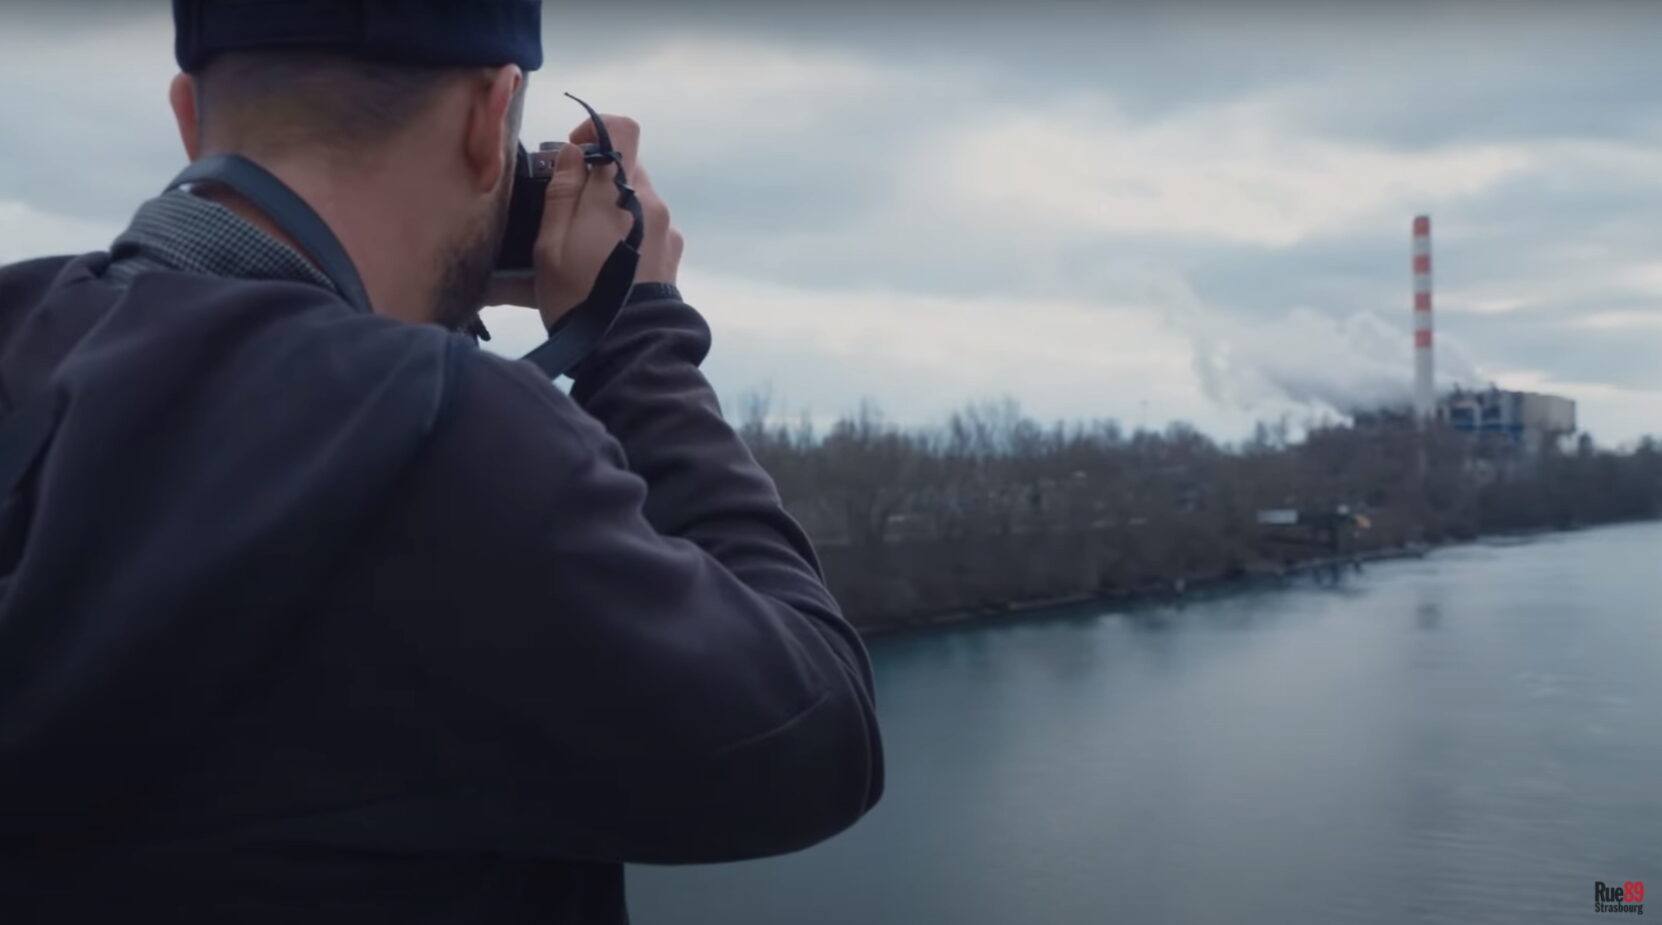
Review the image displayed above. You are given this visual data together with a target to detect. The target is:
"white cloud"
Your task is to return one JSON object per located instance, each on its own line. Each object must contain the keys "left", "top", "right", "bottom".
{"left": 483, "top": 263, "right": 1496, "bottom": 444}
{"left": 932, "top": 95, "right": 1535, "bottom": 247}
{"left": 1571, "top": 310, "right": 1662, "bottom": 331}
{"left": 1441, "top": 297, "right": 1529, "bottom": 316}
{"left": 1617, "top": 262, "right": 1662, "bottom": 298}
{"left": 0, "top": 201, "right": 119, "bottom": 266}
{"left": 488, "top": 267, "right": 1257, "bottom": 436}
{"left": 519, "top": 34, "right": 928, "bottom": 175}
{"left": 1441, "top": 246, "right": 1662, "bottom": 320}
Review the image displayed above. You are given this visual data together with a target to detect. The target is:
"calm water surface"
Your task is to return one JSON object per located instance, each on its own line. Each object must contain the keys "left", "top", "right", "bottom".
{"left": 630, "top": 521, "right": 1662, "bottom": 924}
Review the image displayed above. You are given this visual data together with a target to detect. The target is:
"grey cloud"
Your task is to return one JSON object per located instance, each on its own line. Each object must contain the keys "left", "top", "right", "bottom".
{"left": 5, "top": 0, "right": 1662, "bottom": 440}
{"left": 0, "top": 5, "right": 180, "bottom": 223}
{"left": 1440, "top": 306, "right": 1662, "bottom": 391}
{"left": 560, "top": 0, "right": 1662, "bottom": 128}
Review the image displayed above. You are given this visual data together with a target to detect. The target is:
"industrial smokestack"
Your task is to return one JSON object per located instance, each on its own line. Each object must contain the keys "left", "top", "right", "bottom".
{"left": 1412, "top": 215, "right": 1435, "bottom": 424}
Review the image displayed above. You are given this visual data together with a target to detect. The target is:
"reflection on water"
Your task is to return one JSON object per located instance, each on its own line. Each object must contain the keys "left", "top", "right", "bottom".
{"left": 1416, "top": 585, "right": 1443, "bottom": 631}
{"left": 630, "top": 522, "right": 1662, "bottom": 925}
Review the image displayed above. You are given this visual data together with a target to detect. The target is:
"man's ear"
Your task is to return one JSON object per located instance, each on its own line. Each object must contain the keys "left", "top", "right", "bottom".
{"left": 168, "top": 73, "right": 203, "bottom": 162}
{"left": 463, "top": 65, "right": 522, "bottom": 195}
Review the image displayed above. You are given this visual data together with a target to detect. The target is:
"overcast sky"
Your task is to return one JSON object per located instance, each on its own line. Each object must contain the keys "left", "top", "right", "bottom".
{"left": 4, "top": 1, "right": 1661, "bottom": 445}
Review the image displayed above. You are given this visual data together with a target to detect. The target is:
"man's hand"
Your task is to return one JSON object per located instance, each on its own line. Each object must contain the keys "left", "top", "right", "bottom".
{"left": 526, "top": 114, "right": 684, "bottom": 329}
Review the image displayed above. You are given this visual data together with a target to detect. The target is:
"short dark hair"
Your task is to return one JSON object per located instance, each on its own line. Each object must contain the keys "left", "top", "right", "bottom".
{"left": 195, "top": 49, "right": 525, "bottom": 161}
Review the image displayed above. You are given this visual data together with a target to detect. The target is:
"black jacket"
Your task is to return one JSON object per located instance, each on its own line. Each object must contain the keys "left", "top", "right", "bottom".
{"left": 0, "top": 253, "right": 883, "bottom": 923}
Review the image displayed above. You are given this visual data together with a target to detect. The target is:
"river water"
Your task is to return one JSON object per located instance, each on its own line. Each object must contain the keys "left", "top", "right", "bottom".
{"left": 628, "top": 521, "right": 1662, "bottom": 924}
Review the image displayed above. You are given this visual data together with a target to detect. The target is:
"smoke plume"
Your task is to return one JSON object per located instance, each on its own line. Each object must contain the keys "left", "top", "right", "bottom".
{"left": 1182, "top": 304, "right": 1485, "bottom": 417}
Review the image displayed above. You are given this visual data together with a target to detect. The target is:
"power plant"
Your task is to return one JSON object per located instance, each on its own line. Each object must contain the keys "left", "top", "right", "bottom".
{"left": 1354, "top": 215, "right": 1577, "bottom": 456}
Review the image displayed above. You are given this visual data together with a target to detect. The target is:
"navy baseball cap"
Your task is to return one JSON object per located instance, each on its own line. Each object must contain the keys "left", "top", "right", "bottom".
{"left": 173, "top": 0, "right": 544, "bottom": 73}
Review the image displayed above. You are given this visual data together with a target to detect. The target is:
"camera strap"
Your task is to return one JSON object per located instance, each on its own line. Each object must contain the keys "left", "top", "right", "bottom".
{"left": 166, "top": 155, "right": 374, "bottom": 315}
{"left": 521, "top": 94, "right": 644, "bottom": 379}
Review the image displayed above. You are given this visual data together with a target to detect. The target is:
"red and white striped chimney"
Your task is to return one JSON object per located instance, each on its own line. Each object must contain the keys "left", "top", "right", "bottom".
{"left": 1412, "top": 215, "right": 1435, "bottom": 423}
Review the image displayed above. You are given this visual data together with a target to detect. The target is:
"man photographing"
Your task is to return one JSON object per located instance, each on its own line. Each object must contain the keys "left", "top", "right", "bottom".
{"left": 0, "top": 1, "right": 883, "bottom": 921}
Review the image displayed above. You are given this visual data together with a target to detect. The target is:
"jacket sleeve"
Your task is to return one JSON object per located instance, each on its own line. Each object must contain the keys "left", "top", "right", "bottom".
{"left": 392, "top": 291, "right": 883, "bottom": 865}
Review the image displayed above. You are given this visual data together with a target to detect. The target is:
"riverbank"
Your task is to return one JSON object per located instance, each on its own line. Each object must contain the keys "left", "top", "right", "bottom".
{"left": 853, "top": 517, "right": 1662, "bottom": 637}
{"left": 855, "top": 540, "right": 1431, "bottom": 638}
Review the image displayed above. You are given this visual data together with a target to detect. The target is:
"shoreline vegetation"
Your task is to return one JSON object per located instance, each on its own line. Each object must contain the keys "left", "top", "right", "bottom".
{"left": 857, "top": 542, "right": 1432, "bottom": 638}
{"left": 735, "top": 395, "right": 1662, "bottom": 635}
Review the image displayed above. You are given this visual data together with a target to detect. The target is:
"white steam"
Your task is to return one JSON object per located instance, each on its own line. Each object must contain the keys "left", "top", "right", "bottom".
{"left": 1179, "top": 303, "right": 1485, "bottom": 417}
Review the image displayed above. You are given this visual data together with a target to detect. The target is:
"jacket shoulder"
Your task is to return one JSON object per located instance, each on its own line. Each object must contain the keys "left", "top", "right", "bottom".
{"left": 112, "top": 269, "right": 462, "bottom": 404}
{"left": 0, "top": 254, "right": 84, "bottom": 293}
{"left": 0, "top": 254, "right": 102, "bottom": 321}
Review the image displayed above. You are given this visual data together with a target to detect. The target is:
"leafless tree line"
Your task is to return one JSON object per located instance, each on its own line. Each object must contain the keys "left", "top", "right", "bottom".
{"left": 735, "top": 392, "right": 1662, "bottom": 630}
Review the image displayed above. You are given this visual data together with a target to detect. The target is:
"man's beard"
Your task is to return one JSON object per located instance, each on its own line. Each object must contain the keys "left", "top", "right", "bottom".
{"left": 431, "top": 168, "right": 515, "bottom": 331}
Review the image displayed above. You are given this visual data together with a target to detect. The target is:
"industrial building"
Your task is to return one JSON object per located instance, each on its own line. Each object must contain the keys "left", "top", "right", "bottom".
{"left": 1352, "top": 387, "right": 1577, "bottom": 455}
{"left": 1351, "top": 216, "right": 1577, "bottom": 456}
{"left": 1438, "top": 386, "right": 1576, "bottom": 455}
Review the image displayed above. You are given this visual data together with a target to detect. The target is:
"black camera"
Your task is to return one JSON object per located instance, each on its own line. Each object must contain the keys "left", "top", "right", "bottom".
{"left": 486, "top": 98, "right": 643, "bottom": 379}
{"left": 496, "top": 141, "right": 602, "bottom": 274}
